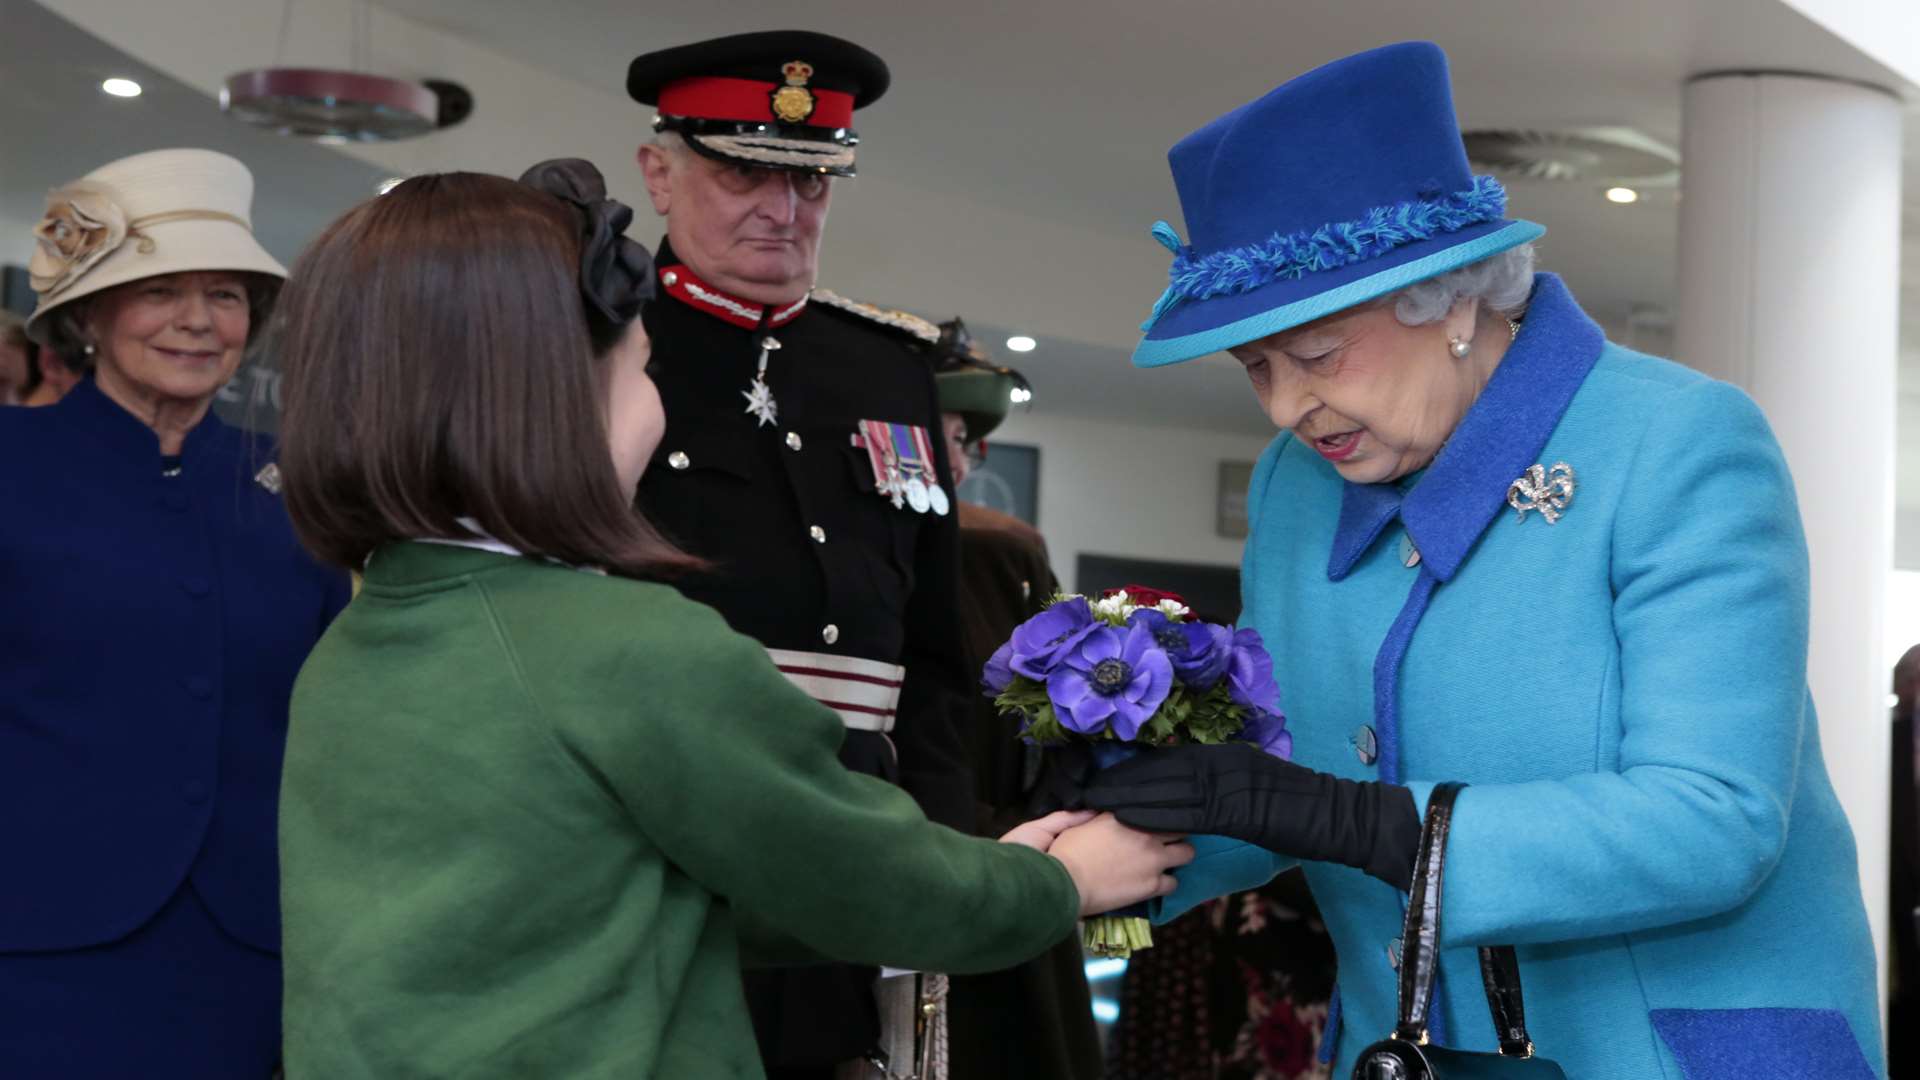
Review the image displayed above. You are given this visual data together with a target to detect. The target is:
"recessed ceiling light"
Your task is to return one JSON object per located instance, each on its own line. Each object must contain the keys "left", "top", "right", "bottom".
{"left": 1604, "top": 186, "right": 1640, "bottom": 204}
{"left": 1006, "top": 335, "right": 1036, "bottom": 352}
{"left": 376, "top": 176, "right": 407, "bottom": 195}
{"left": 1009, "top": 387, "right": 1033, "bottom": 404}
{"left": 101, "top": 78, "right": 142, "bottom": 98}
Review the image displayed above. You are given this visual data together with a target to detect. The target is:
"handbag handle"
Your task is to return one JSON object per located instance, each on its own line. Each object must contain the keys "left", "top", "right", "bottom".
{"left": 1393, "top": 781, "right": 1536, "bottom": 1058}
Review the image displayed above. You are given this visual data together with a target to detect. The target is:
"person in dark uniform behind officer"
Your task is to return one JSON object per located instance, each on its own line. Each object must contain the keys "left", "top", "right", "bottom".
{"left": 932, "top": 320, "right": 1105, "bottom": 1080}
{"left": 629, "top": 31, "right": 974, "bottom": 1080}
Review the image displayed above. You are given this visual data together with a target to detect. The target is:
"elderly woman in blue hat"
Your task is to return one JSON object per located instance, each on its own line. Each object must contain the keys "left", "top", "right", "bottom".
{"left": 1083, "top": 41, "right": 1883, "bottom": 1079}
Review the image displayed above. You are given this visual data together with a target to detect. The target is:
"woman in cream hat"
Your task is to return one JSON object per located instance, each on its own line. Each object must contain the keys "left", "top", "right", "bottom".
{"left": 0, "top": 148, "right": 349, "bottom": 1077}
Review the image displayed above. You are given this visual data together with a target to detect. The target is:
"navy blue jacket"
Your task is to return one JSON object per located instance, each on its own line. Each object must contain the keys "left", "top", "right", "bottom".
{"left": 0, "top": 378, "right": 348, "bottom": 954}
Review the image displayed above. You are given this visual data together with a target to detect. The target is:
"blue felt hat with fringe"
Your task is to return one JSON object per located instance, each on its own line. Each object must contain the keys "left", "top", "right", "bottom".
{"left": 1133, "top": 41, "right": 1545, "bottom": 368}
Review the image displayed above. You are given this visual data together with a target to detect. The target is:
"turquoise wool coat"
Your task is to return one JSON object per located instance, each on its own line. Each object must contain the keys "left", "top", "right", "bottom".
{"left": 1153, "top": 275, "right": 1882, "bottom": 1079}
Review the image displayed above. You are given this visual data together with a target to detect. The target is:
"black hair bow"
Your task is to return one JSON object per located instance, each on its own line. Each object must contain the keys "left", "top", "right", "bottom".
{"left": 517, "top": 158, "right": 655, "bottom": 351}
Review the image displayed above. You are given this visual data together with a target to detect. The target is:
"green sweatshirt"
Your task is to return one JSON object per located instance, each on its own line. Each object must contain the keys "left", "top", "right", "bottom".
{"left": 280, "top": 542, "right": 1079, "bottom": 1078}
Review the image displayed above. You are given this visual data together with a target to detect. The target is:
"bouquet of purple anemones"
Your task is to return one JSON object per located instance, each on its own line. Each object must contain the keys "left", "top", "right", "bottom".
{"left": 983, "top": 584, "right": 1289, "bottom": 957}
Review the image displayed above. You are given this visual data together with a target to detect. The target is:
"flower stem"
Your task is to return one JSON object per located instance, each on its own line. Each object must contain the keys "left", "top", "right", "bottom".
{"left": 1082, "top": 915, "right": 1154, "bottom": 958}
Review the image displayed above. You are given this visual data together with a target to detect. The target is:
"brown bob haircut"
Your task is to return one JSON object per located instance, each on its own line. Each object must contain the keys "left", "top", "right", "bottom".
{"left": 275, "top": 171, "right": 697, "bottom": 579}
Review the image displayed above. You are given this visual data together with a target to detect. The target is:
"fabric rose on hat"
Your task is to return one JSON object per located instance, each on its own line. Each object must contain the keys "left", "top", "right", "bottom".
{"left": 29, "top": 183, "right": 128, "bottom": 298}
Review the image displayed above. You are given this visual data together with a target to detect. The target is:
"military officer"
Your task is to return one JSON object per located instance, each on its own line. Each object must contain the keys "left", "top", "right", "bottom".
{"left": 629, "top": 31, "right": 974, "bottom": 1080}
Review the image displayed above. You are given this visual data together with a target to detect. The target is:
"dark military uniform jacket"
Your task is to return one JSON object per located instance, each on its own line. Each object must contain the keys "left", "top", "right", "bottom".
{"left": 636, "top": 242, "right": 974, "bottom": 1068}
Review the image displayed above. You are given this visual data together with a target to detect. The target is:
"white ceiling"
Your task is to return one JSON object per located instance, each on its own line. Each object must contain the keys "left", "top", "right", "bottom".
{"left": 0, "top": 0, "right": 392, "bottom": 268}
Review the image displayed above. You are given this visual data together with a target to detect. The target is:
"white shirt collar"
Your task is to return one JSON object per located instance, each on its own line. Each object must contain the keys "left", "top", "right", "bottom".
{"left": 415, "top": 517, "right": 605, "bottom": 575}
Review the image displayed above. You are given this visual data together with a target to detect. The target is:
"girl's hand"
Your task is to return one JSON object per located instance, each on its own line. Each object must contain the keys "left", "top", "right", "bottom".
{"left": 1047, "top": 813, "right": 1195, "bottom": 916}
{"left": 999, "top": 809, "right": 1097, "bottom": 853}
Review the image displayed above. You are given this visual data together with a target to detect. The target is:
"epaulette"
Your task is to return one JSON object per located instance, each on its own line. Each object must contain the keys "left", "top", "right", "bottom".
{"left": 810, "top": 288, "right": 942, "bottom": 344}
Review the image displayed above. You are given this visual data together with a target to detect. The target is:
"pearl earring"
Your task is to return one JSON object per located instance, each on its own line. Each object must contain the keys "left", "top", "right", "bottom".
{"left": 1448, "top": 337, "right": 1471, "bottom": 359}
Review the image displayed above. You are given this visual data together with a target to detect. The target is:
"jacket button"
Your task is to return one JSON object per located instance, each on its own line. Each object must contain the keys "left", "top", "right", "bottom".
{"left": 786, "top": 431, "right": 803, "bottom": 451}
{"left": 661, "top": 270, "right": 679, "bottom": 287}
{"left": 1352, "top": 724, "right": 1379, "bottom": 765}
{"left": 668, "top": 451, "right": 690, "bottom": 470}
{"left": 182, "top": 780, "right": 209, "bottom": 805}
{"left": 1400, "top": 534, "right": 1421, "bottom": 568}
{"left": 181, "top": 576, "right": 211, "bottom": 597}
{"left": 821, "top": 624, "right": 839, "bottom": 645}
{"left": 184, "top": 676, "right": 213, "bottom": 700}
{"left": 809, "top": 525, "right": 827, "bottom": 543}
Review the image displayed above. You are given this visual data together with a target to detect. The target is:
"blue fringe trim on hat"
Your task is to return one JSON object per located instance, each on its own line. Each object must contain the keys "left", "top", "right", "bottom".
{"left": 1158, "top": 175, "right": 1510, "bottom": 304}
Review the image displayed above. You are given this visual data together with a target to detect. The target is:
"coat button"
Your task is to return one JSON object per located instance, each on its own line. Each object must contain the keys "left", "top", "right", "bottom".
{"left": 786, "top": 431, "right": 803, "bottom": 451}
{"left": 1352, "top": 724, "right": 1379, "bottom": 765}
{"left": 181, "top": 576, "right": 211, "bottom": 597}
{"left": 668, "top": 451, "right": 690, "bottom": 470}
{"left": 1400, "top": 534, "right": 1421, "bottom": 568}
{"left": 184, "top": 676, "right": 213, "bottom": 700}
{"left": 809, "top": 525, "right": 827, "bottom": 543}
{"left": 661, "top": 270, "right": 678, "bottom": 287}
{"left": 182, "top": 780, "right": 209, "bottom": 805}
{"left": 821, "top": 624, "right": 840, "bottom": 645}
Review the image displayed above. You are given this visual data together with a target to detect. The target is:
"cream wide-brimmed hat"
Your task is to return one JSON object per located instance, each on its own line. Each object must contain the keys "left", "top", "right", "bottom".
{"left": 23, "top": 148, "right": 286, "bottom": 344}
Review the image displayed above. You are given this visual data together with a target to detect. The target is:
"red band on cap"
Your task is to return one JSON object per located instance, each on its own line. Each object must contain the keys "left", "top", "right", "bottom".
{"left": 658, "top": 76, "right": 854, "bottom": 129}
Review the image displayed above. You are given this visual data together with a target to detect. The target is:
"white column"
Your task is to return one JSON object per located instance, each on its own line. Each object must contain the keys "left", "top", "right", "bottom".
{"left": 1677, "top": 72, "right": 1902, "bottom": 1011}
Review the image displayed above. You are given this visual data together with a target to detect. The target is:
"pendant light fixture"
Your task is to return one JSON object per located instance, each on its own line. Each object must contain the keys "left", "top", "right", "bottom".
{"left": 221, "top": 0, "right": 471, "bottom": 143}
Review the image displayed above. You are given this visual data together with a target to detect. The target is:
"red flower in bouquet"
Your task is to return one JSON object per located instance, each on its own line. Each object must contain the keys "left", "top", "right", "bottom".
{"left": 1102, "top": 584, "right": 1190, "bottom": 614}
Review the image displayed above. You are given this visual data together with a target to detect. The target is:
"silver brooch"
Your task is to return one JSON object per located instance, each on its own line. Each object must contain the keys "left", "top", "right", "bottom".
{"left": 254, "top": 463, "right": 283, "bottom": 495}
{"left": 1506, "top": 462, "right": 1574, "bottom": 524}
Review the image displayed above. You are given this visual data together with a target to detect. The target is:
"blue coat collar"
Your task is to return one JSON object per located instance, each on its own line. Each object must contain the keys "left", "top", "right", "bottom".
{"left": 1327, "top": 273, "right": 1602, "bottom": 583}
{"left": 58, "top": 375, "right": 231, "bottom": 466}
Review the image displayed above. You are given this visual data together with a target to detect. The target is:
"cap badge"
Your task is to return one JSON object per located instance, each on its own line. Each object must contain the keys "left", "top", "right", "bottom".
{"left": 771, "top": 60, "right": 817, "bottom": 124}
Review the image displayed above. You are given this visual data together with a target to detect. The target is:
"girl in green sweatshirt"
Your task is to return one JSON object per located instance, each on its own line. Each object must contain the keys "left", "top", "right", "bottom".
{"left": 270, "top": 163, "right": 1190, "bottom": 1079}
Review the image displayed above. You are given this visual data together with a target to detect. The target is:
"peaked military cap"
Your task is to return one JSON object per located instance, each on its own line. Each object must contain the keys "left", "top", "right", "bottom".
{"left": 628, "top": 30, "right": 889, "bottom": 178}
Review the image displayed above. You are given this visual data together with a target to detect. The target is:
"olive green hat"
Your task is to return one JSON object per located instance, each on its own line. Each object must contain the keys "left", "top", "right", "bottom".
{"left": 931, "top": 317, "right": 1030, "bottom": 443}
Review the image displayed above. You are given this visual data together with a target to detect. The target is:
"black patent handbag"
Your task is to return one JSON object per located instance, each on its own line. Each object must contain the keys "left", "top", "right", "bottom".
{"left": 1350, "top": 782, "right": 1568, "bottom": 1080}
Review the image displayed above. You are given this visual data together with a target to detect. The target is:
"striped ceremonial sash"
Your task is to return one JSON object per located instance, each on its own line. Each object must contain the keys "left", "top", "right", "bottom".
{"left": 765, "top": 648, "right": 904, "bottom": 733}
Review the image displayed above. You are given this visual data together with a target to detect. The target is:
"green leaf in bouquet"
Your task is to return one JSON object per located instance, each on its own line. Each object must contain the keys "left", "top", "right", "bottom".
{"left": 994, "top": 678, "right": 1074, "bottom": 745}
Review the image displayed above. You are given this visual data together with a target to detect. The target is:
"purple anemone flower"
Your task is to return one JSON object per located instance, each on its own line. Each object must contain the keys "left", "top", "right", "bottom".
{"left": 982, "top": 639, "right": 1016, "bottom": 695}
{"left": 1226, "top": 627, "right": 1281, "bottom": 714}
{"left": 1009, "top": 596, "right": 1098, "bottom": 679}
{"left": 1126, "top": 609, "right": 1232, "bottom": 689}
{"left": 1241, "top": 707, "right": 1293, "bottom": 760}
{"left": 1045, "top": 623, "right": 1174, "bottom": 741}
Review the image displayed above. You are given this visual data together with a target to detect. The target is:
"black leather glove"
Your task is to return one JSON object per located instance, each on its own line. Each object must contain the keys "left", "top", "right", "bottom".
{"left": 1023, "top": 741, "right": 1098, "bottom": 818}
{"left": 1082, "top": 742, "right": 1423, "bottom": 891}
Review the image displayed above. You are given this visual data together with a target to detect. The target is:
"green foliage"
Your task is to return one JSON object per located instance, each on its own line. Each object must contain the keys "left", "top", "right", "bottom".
{"left": 994, "top": 675, "right": 1253, "bottom": 747}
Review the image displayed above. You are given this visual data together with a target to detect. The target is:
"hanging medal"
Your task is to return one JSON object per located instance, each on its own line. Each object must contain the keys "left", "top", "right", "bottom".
{"left": 889, "top": 423, "right": 933, "bottom": 513}
{"left": 742, "top": 336, "right": 780, "bottom": 427}
{"left": 909, "top": 424, "right": 951, "bottom": 516}
{"left": 859, "top": 419, "right": 906, "bottom": 508}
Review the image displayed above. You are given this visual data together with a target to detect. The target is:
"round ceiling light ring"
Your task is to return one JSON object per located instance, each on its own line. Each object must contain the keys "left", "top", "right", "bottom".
{"left": 221, "top": 68, "right": 439, "bottom": 142}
